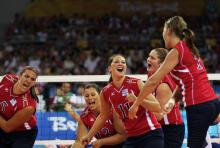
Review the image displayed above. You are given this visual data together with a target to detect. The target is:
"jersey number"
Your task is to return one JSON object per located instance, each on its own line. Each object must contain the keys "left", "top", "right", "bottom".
{"left": 95, "top": 127, "right": 112, "bottom": 139}
{"left": 118, "top": 102, "right": 130, "bottom": 119}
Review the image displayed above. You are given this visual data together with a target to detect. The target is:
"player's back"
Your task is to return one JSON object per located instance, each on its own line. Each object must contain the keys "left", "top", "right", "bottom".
{"left": 171, "top": 41, "right": 217, "bottom": 106}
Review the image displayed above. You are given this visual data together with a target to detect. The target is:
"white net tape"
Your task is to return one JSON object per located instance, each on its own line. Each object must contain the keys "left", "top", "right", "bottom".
{"left": 37, "top": 74, "right": 220, "bottom": 82}
{"left": 0, "top": 74, "right": 219, "bottom": 82}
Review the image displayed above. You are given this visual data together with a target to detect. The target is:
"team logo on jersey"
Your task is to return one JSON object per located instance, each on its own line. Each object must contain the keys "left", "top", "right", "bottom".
{"left": 90, "top": 118, "right": 95, "bottom": 122}
{"left": 121, "top": 89, "right": 128, "bottom": 96}
{"left": 10, "top": 98, "right": 17, "bottom": 106}
{"left": 111, "top": 92, "right": 115, "bottom": 96}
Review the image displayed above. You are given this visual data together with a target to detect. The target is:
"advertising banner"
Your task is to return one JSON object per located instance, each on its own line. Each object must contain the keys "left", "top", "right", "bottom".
{"left": 36, "top": 111, "right": 79, "bottom": 140}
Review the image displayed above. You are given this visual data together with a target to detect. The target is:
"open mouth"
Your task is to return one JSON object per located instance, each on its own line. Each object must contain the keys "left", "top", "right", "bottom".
{"left": 88, "top": 100, "right": 96, "bottom": 105}
{"left": 22, "top": 83, "right": 29, "bottom": 89}
{"left": 147, "top": 63, "right": 152, "bottom": 70}
{"left": 116, "top": 67, "right": 123, "bottom": 72}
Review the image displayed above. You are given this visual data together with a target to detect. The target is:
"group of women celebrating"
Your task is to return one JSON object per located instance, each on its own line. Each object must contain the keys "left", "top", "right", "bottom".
{"left": 67, "top": 15, "right": 220, "bottom": 148}
{"left": 0, "top": 15, "right": 219, "bottom": 148}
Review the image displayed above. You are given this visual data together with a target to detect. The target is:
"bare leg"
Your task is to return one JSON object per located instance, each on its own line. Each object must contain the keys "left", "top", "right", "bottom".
{"left": 215, "top": 114, "right": 220, "bottom": 122}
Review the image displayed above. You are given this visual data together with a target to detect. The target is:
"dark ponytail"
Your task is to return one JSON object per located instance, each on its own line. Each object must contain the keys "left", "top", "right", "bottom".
{"left": 182, "top": 28, "right": 200, "bottom": 58}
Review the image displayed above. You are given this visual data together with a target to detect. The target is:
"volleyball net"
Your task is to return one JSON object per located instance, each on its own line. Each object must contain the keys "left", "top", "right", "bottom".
{"left": 30, "top": 74, "right": 220, "bottom": 147}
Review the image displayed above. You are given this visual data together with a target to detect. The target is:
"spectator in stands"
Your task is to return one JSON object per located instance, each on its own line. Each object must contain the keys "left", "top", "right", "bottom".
{"left": 2, "top": 11, "right": 220, "bottom": 76}
{"left": 0, "top": 66, "right": 39, "bottom": 148}
{"left": 69, "top": 84, "right": 86, "bottom": 109}
{"left": 52, "top": 82, "right": 75, "bottom": 112}
{"left": 42, "top": 83, "right": 57, "bottom": 112}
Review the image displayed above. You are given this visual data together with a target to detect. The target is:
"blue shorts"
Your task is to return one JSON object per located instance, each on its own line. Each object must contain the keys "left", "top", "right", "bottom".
{"left": 162, "top": 123, "right": 185, "bottom": 148}
{"left": 186, "top": 99, "right": 220, "bottom": 148}
{"left": 122, "top": 128, "right": 164, "bottom": 148}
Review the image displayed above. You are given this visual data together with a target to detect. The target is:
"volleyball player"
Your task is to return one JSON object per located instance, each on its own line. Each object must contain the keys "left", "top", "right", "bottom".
{"left": 147, "top": 48, "right": 184, "bottom": 148}
{"left": 0, "top": 66, "right": 39, "bottom": 148}
{"left": 82, "top": 54, "right": 164, "bottom": 148}
{"left": 129, "top": 16, "right": 220, "bottom": 148}
{"left": 72, "top": 83, "right": 125, "bottom": 148}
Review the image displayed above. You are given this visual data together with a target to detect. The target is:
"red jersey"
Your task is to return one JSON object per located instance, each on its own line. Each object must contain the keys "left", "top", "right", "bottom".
{"left": 153, "top": 74, "right": 183, "bottom": 125}
{"left": 0, "top": 74, "right": 37, "bottom": 131}
{"left": 80, "top": 106, "right": 117, "bottom": 139}
{"left": 170, "top": 41, "right": 217, "bottom": 107}
{"left": 102, "top": 76, "right": 161, "bottom": 137}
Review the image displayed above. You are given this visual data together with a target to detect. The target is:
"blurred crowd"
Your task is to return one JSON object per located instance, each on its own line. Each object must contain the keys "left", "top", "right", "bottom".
{"left": 1, "top": 12, "right": 220, "bottom": 75}
{"left": 35, "top": 82, "right": 87, "bottom": 112}
{"left": 1, "top": 10, "right": 220, "bottom": 112}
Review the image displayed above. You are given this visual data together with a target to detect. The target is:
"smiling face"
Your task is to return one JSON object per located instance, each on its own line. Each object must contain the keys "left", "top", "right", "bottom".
{"left": 84, "top": 87, "right": 100, "bottom": 111}
{"left": 108, "top": 55, "right": 127, "bottom": 79}
{"left": 16, "top": 69, "right": 37, "bottom": 94}
{"left": 147, "top": 50, "right": 161, "bottom": 73}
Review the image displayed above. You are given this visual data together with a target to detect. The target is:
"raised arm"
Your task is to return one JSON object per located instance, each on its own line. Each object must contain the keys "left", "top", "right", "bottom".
{"left": 91, "top": 112, "right": 126, "bottom": 148}
{"left": 129, "top": 48, "right": 179, "bottom": 119}
{"left": 64, "top": 103, "right": 80, "bottom": 122}
{"left": 81, "top": 91, "right": 112, "bottom": 145}
{"left": 0, "top": 106, "right": 35, "bottom": 133}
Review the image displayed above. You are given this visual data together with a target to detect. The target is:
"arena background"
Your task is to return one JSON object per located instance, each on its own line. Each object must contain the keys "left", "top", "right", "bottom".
{"left": 0, "top": 0, "right": 220, "bottom": 148}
